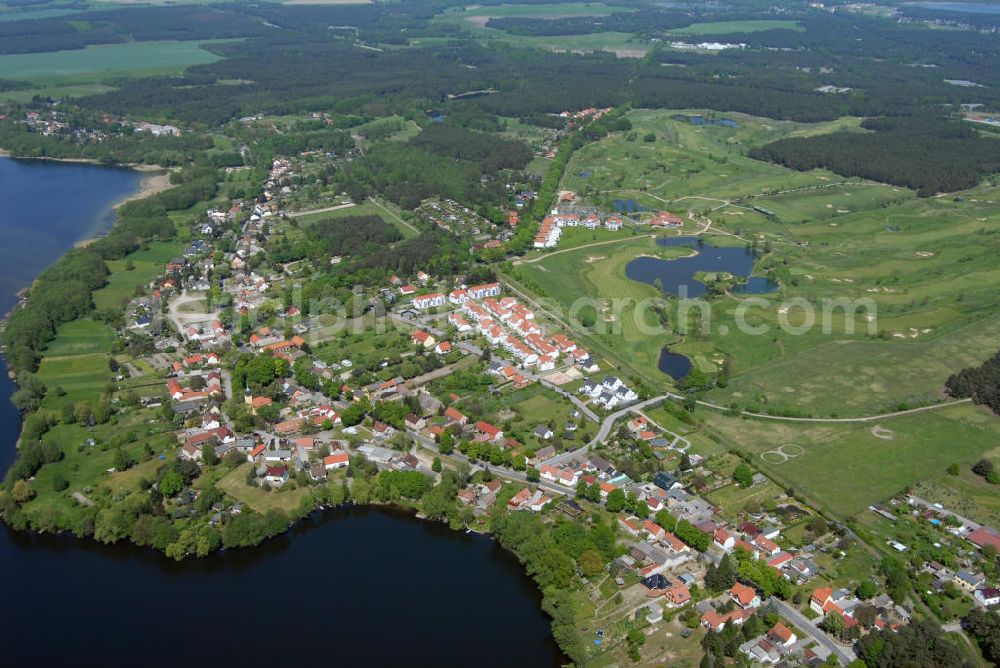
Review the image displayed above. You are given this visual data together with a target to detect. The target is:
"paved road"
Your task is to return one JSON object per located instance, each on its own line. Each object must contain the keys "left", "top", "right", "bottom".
{"left": 636, "top": 409, "right": 690, "bottom": 451}
{"left": 545, "top": 394, "right": 674, "bottom": 466}
{"left": 410, "top": 431, "right": 573, "bottom": 498}
{"left": 769, "top": 597, "right": 857, "bottom": 665}
{"left": 721, "top": 397, "right": 974, "bottom": 424}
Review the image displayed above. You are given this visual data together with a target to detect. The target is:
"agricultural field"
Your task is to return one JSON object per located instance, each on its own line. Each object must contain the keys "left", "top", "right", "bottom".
{"left": 40, "top": 319, "right": 114, "bottom": 358}
{"left": 433, "top": 3, "right": 649, "bottom": 57}
{"left": 0, "top": 39, "right": 231, "bottom": 101}
{"left": 36, "top": 319, "right": 116, "bottom": 410}
{"left": 701, "top": 402, "right": 1000, "bottom": 519}
{"left": 667, "top": 20, "right": 804, "bottom": 35}
{"left": 0, "top": 40, "right": 226, "bottom": 80}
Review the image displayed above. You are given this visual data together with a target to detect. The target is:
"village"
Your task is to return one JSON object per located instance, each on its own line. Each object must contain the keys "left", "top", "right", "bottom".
{"left": 83, "top": 146, "right": 1000, "bottom": 666}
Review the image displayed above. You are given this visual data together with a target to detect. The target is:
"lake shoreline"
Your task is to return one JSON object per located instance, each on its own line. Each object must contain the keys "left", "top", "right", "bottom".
{"left": 0, "top": 153, "right": 156, "bottom": 430}
{"left": 0, "top": 147, "right": 165, "bottom": 172}
{"left": 75, "top": 171, "right": 172, "bottom": 248}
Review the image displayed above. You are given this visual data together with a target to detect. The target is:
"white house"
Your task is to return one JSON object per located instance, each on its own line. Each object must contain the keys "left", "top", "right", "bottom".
{"left": 975, "top": 587, "right": 1000, "bottom": 607}
{"left": 413, "top": 293, "right": 446, "bottom": 310}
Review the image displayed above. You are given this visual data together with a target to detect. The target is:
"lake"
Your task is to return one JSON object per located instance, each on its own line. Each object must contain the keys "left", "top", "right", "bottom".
{"left": 625, "top": 236, "right": 775, "bottom": 299}
{"left": 905, "top": 2, "right": 1000, "bottom": 14}
{"left": 630, "top": 237, "right": 776, "bottom": 381}
{"left": 658, "top": 347, "right": 693, "bottom": 381}
{"left": 0, "top": 157, "right": 562, "bottom": 666}
{"left": 0, "top": 157, "right": 142, "bottom": 315}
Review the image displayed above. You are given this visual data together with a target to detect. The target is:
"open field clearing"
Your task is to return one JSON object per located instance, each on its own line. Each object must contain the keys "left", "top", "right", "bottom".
{"left": 703, "top": 403, "right": 1000, "bottom": 519}
{"left": 433, "top": 4, "right": 649, "bottom": 56}
{"left": 0, "top": 40, "right": 226, "bottom": 80}
{"left": 92, "top": 240, "right": 184, "bottom": 311}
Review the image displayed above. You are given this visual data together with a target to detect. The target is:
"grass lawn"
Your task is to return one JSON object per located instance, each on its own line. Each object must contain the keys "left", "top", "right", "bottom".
{"left": 323, "top": 198, "right": 421, "bottom": 239}
{"left": 668, "top": 20, "right": 804, "bottom": 35}
{"left": 911, "top": 446, "right": 1000, "bottom": 527}
{"left": 701, "top": 403, "right": 1000, "bottom": 519}
{"left": 21, "top": 407, "right": 179, "bottom": 525}
{"left": 92, "top": 240, "right": 185, "bottom": 311}
{"left": 515, "top": 233, "right": 679, "bottom": 388}
{"left": 504, "top": 108, "right": 1000, "bottom": 418}
{"left": 41, "top": 319, "right": 114, "bottom": 357}
{"left": 217, "top": 463, "right": 314, "bottom": 513}
{"left": 705, "top": 479, "right": 785, "bottom": 521}
{"left": 296, "top": 200, "right": 391, "bottom": 226}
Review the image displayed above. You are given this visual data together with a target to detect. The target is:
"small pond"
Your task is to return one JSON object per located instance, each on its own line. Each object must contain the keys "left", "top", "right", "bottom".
{"left": 626, "top": 237, "right": 776, "bottom": 299}
{"left": 658, "top": 347, "right": 693, "bottom": 381}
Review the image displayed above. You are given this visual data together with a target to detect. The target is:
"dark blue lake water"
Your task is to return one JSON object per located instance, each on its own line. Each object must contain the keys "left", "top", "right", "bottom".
{"left": 626, "top": 236, "right": 775, "bottom": 299}
{"left": 0, "top": 157, "right": 142, "bottom": 315}
{"left": 672, "top": 114, "right": 740, "bottom": 128}
{"left": 612, "top": 198, "right": 648, "bottom": 213}
{"left": 0, "top": 158, "right": 561, "bottom": 666}
{"left": 658, "top": 348, "right": 693, "bottom": 381}
{"left": 906, "top": 2, "right": 1000, "bottom": 14}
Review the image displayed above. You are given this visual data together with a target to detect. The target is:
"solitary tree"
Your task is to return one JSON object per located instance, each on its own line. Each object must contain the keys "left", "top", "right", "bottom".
{"left": 733, "top": 463, "right": 753, "bottom": 488}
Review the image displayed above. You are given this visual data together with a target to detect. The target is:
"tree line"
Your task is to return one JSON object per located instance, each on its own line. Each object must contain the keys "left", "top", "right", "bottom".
{"left": 945, "top": 347, "right": 1000, "bottom": 414}
{"left": 751, "top": 117, "right": 1000, "bottom": 196}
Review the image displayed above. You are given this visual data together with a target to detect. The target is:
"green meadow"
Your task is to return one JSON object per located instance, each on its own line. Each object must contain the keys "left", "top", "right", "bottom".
{"left": 0, "top": 39, "right": 233, "bottom": 101}
{"left": 431, "top": 4, "right": 648, "bottom": 57}
{"left": 93, "top": 240, "right": 185, "bottom": 311}
{"left": 0, "top": 40, "right": 226, "bottom": 80}
{"left": 507, "top": 109, "right": 1000, "bottom": 418}
{"left": 451, "top": 3, "right": 631, "bottom": 20}
{"left": 702, "top": 402, "right": 1000, "bottom": 520}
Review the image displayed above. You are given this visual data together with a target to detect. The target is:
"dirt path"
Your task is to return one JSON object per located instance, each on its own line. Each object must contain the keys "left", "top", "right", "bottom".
{"left": 522, "top": 234, "right": 656, "bottom": 264}
{"left": 367, "top": 197, "right": 420, "bottom": 236}
{"left": 288, "top": 202, "right": 356, "bottom": 218}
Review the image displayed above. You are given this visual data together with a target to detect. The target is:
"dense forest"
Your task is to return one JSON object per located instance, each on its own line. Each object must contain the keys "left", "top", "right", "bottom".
{"left": 945, "top": 348, "right": 1000, "bottom": 415}
{"left": 332, "top": 139, "right": 515, "bottom": 210}
{"left": 855, "top": 619, "right": 969, "bottom": 668}
{"left": 0, "top": 123, "right": 213, "bottom": 167}
{"left": 269, "top": 215, "right": 403, "bottom": 265}
{"left": 409, "top": 125, "right": 532, "bottom": 174}
{"left": 751, "top": 117, "right": 1000, "bottom": 195}
{"left": 5, "top": 0, "right": 978, "bottom": 134}
{"left": 0, "top": 5, "right": 273, "bottom": 54}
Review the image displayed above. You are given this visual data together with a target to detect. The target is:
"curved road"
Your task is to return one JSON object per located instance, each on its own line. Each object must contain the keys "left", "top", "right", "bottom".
{"left": 544, "top": 393, "right": 974, "bottom": 466}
